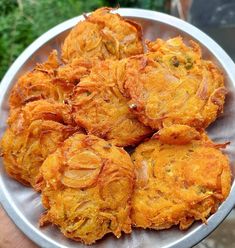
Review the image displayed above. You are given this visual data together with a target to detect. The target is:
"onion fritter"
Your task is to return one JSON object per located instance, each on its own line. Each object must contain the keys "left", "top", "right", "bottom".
{"left": 146, "top": 36, "right": 202, "bottom": 77}
{"left": 9, "top": 51, "right": 74, "bottom": 109}
{"left": 9, "top": 51, "right": 93, "bottom": 109}
{"left": 0, "top": 100, "right": 80, "bottom": 188}
{"left": 152, "top": 124, "right": 201, "bottom": 145}
{"left": 71, "top": 60, "right": 152, "bottom": 146}
{"left": 39, "top": 134, "right": 134, "bottom": 244}
{"left": 120, "top": 37, "right": 226, "bottom": 130}
{"left": 61, "top": 7, "right": 143, "bottom": 63}
{"left": 56, "top": 57, "right": 93, "bottom": 85}
{"left": 131, "top": 125, "right": 231, "bottom": 230}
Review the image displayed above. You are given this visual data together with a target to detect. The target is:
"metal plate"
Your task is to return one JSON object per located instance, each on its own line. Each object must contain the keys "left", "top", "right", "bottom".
{"left": 0, "top": 8, "right": 235, "bottom": 248}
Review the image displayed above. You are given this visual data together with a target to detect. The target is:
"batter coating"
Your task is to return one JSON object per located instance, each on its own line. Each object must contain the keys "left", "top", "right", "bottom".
{"left": 146, "top": 36, "right": 202, "bottom": 77}
{"left": 131, "top": 125, "right": 231, "bottom": 230}
{"left": 120, "top": 37, "right": 226, "bottom": 130}
{"left": 61, "top": 7, "right": 143, "bottom": 63}
{"left": 39, "top": 134, "right": 134, "bottom": 244}
{"left": 9, "top": 51, "right": 74, "bottom": 108}
{"left": 71, "top": 60, "right": 152, "bottom": 147}
{"left": 56, "top": 57, "right": 93, "bottom": 85}
{"left": 0, "top": 100, "right": 80, "bottom": 188}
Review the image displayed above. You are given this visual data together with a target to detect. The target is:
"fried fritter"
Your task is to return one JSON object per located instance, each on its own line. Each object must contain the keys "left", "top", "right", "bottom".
{"left": 119, "top": 37, "right": 226, "bottom": 130}
{"left": 61, "top": 7, "right": 143, "bottom": 63}
{"left": 39, "top": 134, "right": 134, "bottom": 244}
{"left": 131, "top": 125, "right": 231, "bottom": 230}
{"left": 146, "top": 36, "right": 202, "bottom": 76}
{"left": 9, "top": 51, "right": 93, "bottom": 109}
{"left": 152, "top": 124, "right": 201, "bottom": 145}
{"left": 9, "top": 51, "right": 74, "bottom": 109}
{"left": 56, "top": 57, "right": 93, "bottom": 85}
{"left": 70, "top": 60, "right": 152, "bottom": 147}
{"left": 0, "top": 100, "right": 81, "bottom": 188}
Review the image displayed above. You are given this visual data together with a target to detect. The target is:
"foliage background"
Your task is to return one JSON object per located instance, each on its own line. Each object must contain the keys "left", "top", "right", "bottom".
{"left": 0, "top": 0, "right": 168, "bottom": 79}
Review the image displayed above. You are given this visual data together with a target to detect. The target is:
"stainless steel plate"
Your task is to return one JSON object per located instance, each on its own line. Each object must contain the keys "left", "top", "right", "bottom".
{"left": 0, "top": 8, "right": 235, "bottom": 248}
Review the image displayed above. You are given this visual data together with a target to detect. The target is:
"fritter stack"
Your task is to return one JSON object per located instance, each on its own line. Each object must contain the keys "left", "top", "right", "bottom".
{"left": 0, "top": 7, "right": 232, "bottom": 245}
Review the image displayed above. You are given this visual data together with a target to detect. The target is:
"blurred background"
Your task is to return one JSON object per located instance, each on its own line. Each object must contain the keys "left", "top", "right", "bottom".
{"left": 0, "top": 1, "right": 235, "bottom": 247}
{"left": 0, "top": 0, "right": 169, "bottom": 79}
{"left": 1, "top": 0, "right": 235, "bottom": 79}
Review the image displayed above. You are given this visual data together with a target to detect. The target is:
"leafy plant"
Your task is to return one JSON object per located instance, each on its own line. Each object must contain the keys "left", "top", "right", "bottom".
{"left": 0, "top": 0, "right": 105, "bottom": 79}
{"left": 0, "top": 0, "right": 166, "bottom": 79}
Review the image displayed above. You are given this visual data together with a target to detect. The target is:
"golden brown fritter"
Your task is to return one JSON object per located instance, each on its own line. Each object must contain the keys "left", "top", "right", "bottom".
{"left": 152, "top": 124, "right": 201, "bottom": 145}
{"left": 55, "top": 57, "right": 93, "bottom": 85}
{"left": 0, "top": 100, "right": 81, "bottom": 188}
{"left": 9, "top": 51, "right": 94, "bottom": 109}
{"left": 131, "top": 125, "right": 231, "bottom": 230}
{"left": 61, "top": 7, "right": 143, "bottom": 63}
{"left": 146, "top": 36, "right": 202, "bottom": 76}
{"left": 119, "top": 37, "right": 226, "bottom": 130}
{"left": 9, "top": 51, "right": 74, "bottom": 109}
{"left": 70, "top": 60, "right": 152, "bottom": 147}
{"left": 39, "top": 134, "right": 134, "bottom": 244}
